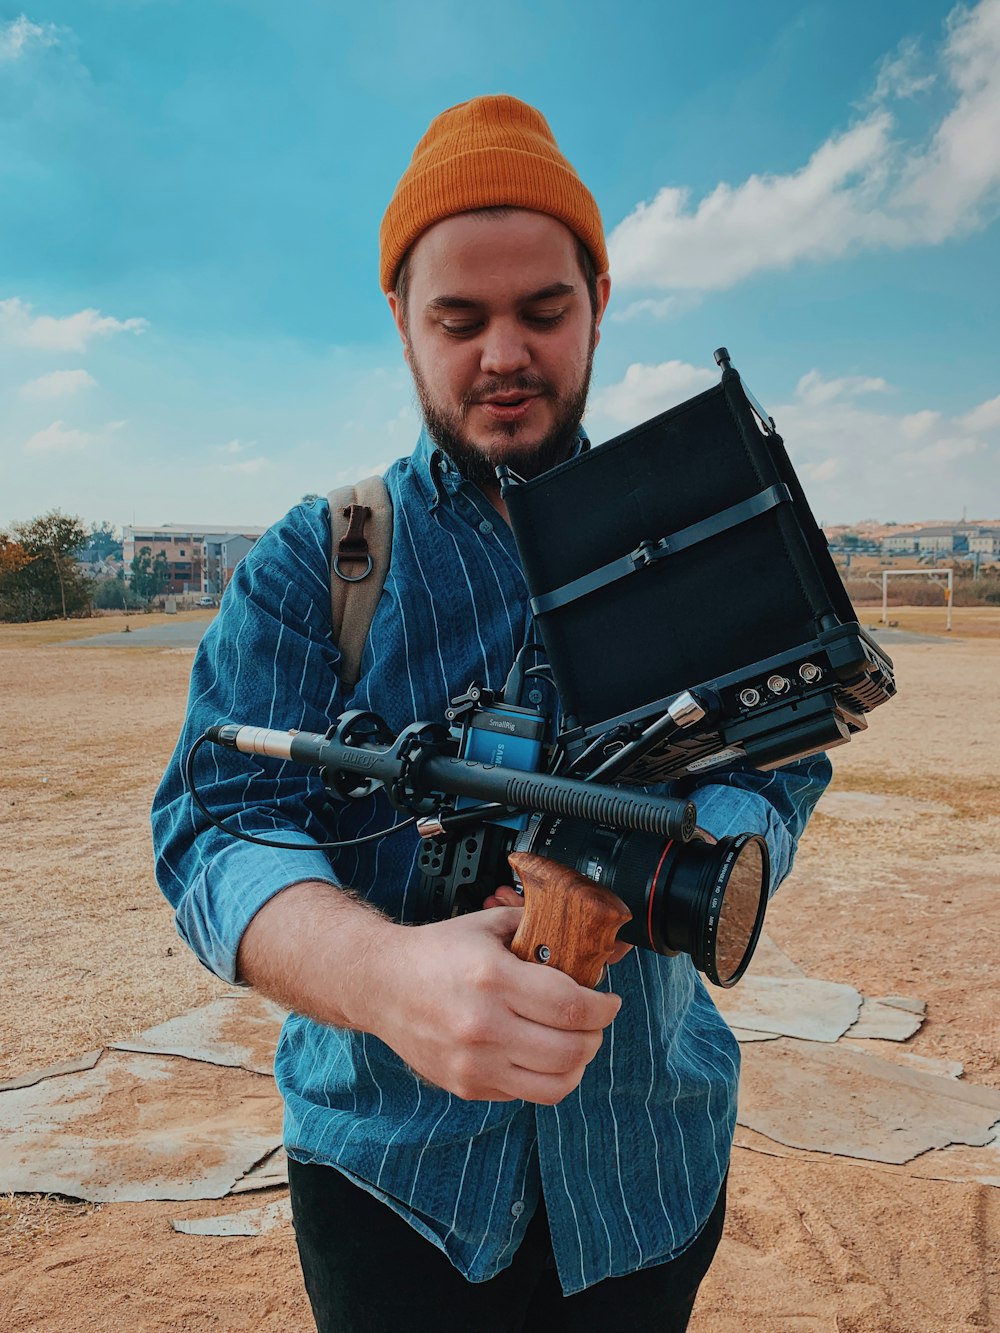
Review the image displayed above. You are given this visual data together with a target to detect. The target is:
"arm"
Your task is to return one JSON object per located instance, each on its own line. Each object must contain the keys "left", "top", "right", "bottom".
{"left": 152, "top": 501, "right": 618, "bottom": 1103}
{"left": 680, "top": 751, "right": 833, "bottom": 894}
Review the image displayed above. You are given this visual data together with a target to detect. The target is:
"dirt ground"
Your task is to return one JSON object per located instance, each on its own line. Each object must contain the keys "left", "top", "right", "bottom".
{"left": 1, "top": 609, "right": 998, "bottom": 1331}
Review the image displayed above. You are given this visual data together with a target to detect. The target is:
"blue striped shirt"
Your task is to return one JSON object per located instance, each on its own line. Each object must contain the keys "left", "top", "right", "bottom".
{"left": 152, "top": 428, "right": 831, "bottom": 1295}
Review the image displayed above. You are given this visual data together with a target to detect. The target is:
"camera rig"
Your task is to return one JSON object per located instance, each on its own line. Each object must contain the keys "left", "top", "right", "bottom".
{"left": 191, "top": 346, "right": 896, "bottom": 991}
{"left": 197, "top": 670, "right": 770, "bottom": 989}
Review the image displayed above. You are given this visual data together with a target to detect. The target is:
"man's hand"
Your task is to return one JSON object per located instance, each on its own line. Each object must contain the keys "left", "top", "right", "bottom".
{"left": 237, "top": 879, "right": 622, "bottom": 1107}
{"left": 363, "top": 906, "right": 621, "bottom": 1104}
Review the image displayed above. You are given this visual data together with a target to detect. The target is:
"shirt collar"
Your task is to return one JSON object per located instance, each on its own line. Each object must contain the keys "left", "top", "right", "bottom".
{"left": 410, "top": 424, "right": 592, "bottom": 512}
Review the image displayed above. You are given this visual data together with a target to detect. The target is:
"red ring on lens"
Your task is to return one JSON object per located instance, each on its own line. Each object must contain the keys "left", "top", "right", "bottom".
{"left": 648, "top": 839, "right": 673, "bottom": 948}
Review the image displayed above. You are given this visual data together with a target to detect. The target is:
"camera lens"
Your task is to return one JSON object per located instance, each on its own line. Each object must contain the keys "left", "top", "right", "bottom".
{"left": 519, "top": 818, "right": 769, "bottom": 987}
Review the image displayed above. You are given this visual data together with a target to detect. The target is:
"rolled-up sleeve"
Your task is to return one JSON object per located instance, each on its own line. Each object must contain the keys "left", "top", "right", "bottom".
{"left": 151, "top": 501, "right": 346, "bottom": 984}
{"left": 682, "top": 751, "right": 832, "bottom": 895}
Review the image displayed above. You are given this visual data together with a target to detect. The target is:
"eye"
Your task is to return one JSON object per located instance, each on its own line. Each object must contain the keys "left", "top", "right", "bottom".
{"left": 441, "top": 320, "right": 482, "bottom": 337}
{"left": 525, "top": 310, "right": 565, "bottom": 328}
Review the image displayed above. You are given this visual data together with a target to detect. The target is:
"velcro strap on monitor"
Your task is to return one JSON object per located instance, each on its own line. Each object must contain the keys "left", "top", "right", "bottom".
{"left": 530, "top": 484, "right": 792, "bottom": 617}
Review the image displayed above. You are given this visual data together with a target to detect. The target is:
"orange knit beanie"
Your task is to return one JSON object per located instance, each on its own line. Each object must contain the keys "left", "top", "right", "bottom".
{"left": 379, "top": 94, "right": 608, "bottom": 293}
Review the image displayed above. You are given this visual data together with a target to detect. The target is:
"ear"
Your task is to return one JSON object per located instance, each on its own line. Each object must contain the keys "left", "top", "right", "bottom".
{"left": 386, "top": 291, "right": 411, "bottom": 366}
{"left": 592, "top": 273, "right": 612, "bottom": 349}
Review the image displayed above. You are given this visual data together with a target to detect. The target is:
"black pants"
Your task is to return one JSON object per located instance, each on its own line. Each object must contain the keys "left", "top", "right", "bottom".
{"left": 288, "top": 1157, "right": 726, "bottom": 1333}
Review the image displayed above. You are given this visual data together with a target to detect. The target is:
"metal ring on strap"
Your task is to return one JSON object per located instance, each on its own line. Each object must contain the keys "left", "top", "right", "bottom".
{"left": 333, "top": 553, "right": 374, "bottom": 583}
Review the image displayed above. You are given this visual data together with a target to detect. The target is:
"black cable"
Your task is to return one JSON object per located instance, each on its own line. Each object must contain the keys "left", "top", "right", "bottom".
{"left": 183, "top": 734, "right": 416, "bottom": 851}
{"left": 501, "top": 640, "right": 549, "bottom": 705}
{"left": 524, "top": 665, "right": 555, "bottom": 684}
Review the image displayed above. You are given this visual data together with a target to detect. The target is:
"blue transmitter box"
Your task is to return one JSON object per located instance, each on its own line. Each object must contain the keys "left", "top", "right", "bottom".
{"left": 456, "top": 703, "right": 547, "bottom": 831}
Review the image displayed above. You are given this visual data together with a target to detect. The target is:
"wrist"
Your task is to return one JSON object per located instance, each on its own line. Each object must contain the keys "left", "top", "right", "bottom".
{"left": 236, "top": 879, "right": 403, "bottom": 1034}
{"left": 332, "top": 913, "right": 406, "bottom": 1034}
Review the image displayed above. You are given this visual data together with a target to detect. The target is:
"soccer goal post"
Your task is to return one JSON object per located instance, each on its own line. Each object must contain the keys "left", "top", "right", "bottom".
{"left": 881, "top": 568, "right": 953, "bottom": 631}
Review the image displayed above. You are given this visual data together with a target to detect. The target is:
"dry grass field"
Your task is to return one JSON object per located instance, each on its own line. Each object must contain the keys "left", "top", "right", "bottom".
{"left": 1, "top": 609, "right": 998, "bottom": 1331}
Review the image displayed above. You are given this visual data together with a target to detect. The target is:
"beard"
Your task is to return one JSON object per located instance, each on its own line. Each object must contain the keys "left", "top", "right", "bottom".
{"left": 408, "top": 335, "right": 596, "bottom": 490}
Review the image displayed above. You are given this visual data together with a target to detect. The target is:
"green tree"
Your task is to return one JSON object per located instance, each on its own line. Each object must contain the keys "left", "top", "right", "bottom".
{"left": 5, "top": 510, "right": 89, "bottom": 621}
{"left": 91, "top": 573, "right": 145, "bottom": 610}
{"left": 83, "top": 520, "right": 123, "bottom": 562}
{"left": 130, "top": 546, "right": 171, "bottom": 601}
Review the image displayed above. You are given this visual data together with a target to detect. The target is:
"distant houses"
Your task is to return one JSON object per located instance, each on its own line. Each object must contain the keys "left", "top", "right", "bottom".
{"left": 879, "top": 524, "right": 1000, "bottom": 558}
{"left": 121, "top": 523, "right": 267, "bottom": 596}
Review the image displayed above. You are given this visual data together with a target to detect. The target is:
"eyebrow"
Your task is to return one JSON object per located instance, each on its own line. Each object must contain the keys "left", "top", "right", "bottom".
{"left": 425, "top": 282, "right": 577, "bottom": 311}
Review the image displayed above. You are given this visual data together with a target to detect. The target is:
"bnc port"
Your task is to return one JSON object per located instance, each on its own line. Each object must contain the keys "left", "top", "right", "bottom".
{"left": 766, "top": 675, "right": 791, "bottom": 695}
{"left": 739, "top": 687, "right": 762, "bottom": 708}
{"left": 799, "top": 662, "right": 822, "bottom": 684}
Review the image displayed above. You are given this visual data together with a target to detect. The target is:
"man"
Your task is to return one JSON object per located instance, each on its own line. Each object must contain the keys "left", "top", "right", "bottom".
{"left": 153, "top": 95, "right": 831, "bottom": 1330}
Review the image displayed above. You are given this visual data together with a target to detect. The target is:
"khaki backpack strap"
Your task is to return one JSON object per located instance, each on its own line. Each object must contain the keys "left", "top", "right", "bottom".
{"left": 327, "top": 476, "right": 392, "bottom": 688}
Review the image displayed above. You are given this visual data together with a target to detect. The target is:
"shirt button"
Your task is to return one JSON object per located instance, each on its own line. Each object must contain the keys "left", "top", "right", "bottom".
{"left": 479, "top": 520, "right": 493, "bottom": 535}
{"left": 510, "top": 1200, "right": 525, "bottom": 1218}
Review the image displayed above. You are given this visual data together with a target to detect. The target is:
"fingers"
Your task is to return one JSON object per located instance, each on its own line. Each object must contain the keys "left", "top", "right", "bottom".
{"left": 482, "top": 885, "right": 522, "bottom": 910}
{"left": 372, "top": 909, "right": 623, "bottom": 1104}
{"left": 503, "top": 967, "right": 622, "bottom": 1032}
{"left": 505, "top": 1015, "right": 605, "bottom": 1074}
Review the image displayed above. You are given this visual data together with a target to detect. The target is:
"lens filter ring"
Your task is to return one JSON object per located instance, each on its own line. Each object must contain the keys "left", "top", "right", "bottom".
{"left": 701, "top": 833, "right": 769, "bottom": 988}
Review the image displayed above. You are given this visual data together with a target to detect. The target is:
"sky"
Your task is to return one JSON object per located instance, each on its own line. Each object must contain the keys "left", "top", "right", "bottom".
{"left": 1, "top": 0, "right": 999, "bottom": 531}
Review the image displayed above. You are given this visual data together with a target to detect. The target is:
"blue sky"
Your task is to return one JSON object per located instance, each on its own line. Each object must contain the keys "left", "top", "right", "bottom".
{"left": 2, "top": 0, "right": 998, "bottom": 530}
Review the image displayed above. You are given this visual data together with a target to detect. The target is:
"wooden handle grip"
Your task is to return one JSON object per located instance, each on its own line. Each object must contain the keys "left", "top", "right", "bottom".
{"left": 507, "top": 852, "right": 632, "bottom": 988}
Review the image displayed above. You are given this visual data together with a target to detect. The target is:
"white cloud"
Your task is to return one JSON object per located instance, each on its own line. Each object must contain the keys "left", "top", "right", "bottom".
{"left": 0, "top": 15, "right": 58, "bottom": 61}
{"left": 609, "top": 0, "right": 1000, "bottom": 292}
{"left": 799, "top": 458, "right": 841, "bottom": 483}
{"left": 897, "top": 435, "right": 986, "bottom": 465}
{"left": 589, "top": 359, "right": 717, "bottom": 424}
{"left": 214, "top": 439, "right": 266, "bottom": 472}
{"left": 20, "top": 369, "right": 97, "bottom": 399}
{"left": 869, "top": 36, "right": 937, "bottom": 104}
{"left": 795, "top": 370, "right": 892, "bottom": 407}
{"left": 957, "top": 392, "right": 1000, "bottom": 433}
{"left": 773, "top": 378, "right": 998, "bottom": 518}
{"left": 900, "top": 409, "right": 942, "bottom": 438}
{"left": 0, "top": 298, "right": 149, "bottom": 352}
{"left": 23, "top": 420, "right": 97, "bottom": 454}
{"left": 610, "top": 296, "right": 682, "bottom": 324}
{"left": 22, "top": 417, "right": 126, "bottom": 455}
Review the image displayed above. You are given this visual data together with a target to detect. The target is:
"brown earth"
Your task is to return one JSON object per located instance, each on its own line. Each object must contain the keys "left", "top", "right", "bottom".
{"left": 1, "top": 611, "right": 998, "bottom": 1331}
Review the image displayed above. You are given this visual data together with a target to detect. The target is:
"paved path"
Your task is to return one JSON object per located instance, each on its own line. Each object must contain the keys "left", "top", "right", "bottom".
{"left": 861, "top": 624, "right": 959, "bottom": 646}
{"left": 67, "top": 619, "right": 947, "bottom": 652}
{"left": 68, "top": 619, "right": 213, "bottom": 649}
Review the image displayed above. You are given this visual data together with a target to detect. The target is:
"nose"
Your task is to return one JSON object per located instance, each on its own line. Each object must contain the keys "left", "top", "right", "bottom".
{"left": 480, "top": 321, "right": 531, "bottom": 376}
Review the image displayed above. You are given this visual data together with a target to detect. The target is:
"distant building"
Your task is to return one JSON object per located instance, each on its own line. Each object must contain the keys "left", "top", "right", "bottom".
{"left": 76, "top": 554, "right": 124, "bottom": 580}
{"left": 122, "top": 523, "right": 266, "bottom": 594}
{"left": 200, "top": 533, "right": 259, "bottom": 595}
{"left": 968, "top": 527, "right": 1000, "bottom": 559}
{"left": 880, "top": 524, "right": 1000, "bottom": 560}
{"left": 881, "top": 531, "right": 922, "bottom": 555}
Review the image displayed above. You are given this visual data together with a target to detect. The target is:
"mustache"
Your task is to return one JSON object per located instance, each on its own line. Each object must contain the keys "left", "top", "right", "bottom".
{"left": 460, "top": 373, "right": 553, "bottom": 415}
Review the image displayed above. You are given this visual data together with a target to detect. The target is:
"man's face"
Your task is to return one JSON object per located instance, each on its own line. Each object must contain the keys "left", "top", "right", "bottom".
{"left": 388, "top": 210, "right": 611, "bottom": 488}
